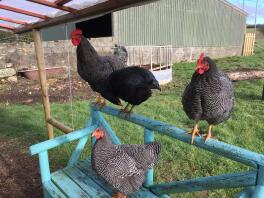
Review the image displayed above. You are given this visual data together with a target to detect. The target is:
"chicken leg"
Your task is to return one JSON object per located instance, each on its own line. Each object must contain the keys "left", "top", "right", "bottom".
{"left": 92, "top": 95, "right": 106, "bottom": 108}
{"left": 204, "top": 125, "right": 213, "bottom": 142}
{"left": 187, "top": 123, "right": 201, "bottom": 144}
{"left": 119, "top": 103, "right": 134, "bottom": 118}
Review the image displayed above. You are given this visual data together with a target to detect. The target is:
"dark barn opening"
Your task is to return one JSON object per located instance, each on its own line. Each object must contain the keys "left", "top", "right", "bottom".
{"left": 76, "top": 13, "right": 113, "bottom": 38}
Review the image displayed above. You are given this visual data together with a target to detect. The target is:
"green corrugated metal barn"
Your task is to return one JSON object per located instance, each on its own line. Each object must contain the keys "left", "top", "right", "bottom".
{"left": 113, "top": 0, "right": 247, "bottom": 48}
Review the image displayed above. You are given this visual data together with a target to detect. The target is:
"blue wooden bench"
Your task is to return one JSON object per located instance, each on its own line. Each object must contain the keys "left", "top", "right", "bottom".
{"left": 29, "top": 103, "right": 264, "bottom": 198}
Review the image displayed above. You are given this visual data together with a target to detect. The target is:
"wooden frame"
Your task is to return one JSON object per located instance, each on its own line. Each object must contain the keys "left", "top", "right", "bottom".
{"left": 29, "top": 103, "right": 264, "bottom": 197}
{"left": 0, "top": 17, "right": 28, "bottom": 25}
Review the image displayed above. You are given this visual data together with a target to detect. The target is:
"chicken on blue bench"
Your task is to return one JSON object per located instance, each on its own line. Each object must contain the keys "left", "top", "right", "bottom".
{"left": 29, "top": 104, "right": 264, "bottom": 198}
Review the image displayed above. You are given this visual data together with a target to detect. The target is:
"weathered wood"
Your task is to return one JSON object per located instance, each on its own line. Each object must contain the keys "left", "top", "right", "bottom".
{"left": 51, "top": 170, "right": 90, "bottom": 198}
{"left": 39, "top": 151, "right": 51, "bottom": 183}
{"left": 252, "top": 166, "right": 264, "bottom": 198}
{"left": 0, "top": 4, "right": 50, "bottom": 20}
{"left": 15, "top": 0, "right": 157, "bottom": 34}
{"left": 47, "top": 117, "right": 73, "bottom": 134}
{"left": 43, "top": 181, "right": 67, "bottom": 198}
{"left": 91, "top": 105, "right": 121, "bottom": 145}
{"left": 144, "top": 128, "right": 154, "bottom": 187}
{"left": 68, "top": 136, "right": 89, "bottom": 166}
{"left": 235, "top": 187, "right": 254, "bottom": 198}
{"left": 226, "top": 70, "right": 264, "bottom": 81}
{"left": 63, "top": 166, "right": 110, "bottom": 197}
{"left": 0, "top": 17, "right": 27, "bottom": 25}
{"left": 149, "top": 171, "right": 257, "bottom": 195}
{"left": 29, "top": 125, "right": 96, "bottom": 155}
{"left": 94, "top": 105, "right": 264, "bottom": 168}
{"left": 32, "top": 29, "right": 54, "bottom": 139}
{"left": 54, "top": 0, "right": 71, "bottom": 6}
{"left": 0, "top": 24, "right": 15, "bottom": 31}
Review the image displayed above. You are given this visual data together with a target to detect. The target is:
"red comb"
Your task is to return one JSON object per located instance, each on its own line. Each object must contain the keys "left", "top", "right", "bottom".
{"left": 198, "top": 53, "right": 204, "bottom": 63}
{"left": 71, "top": 29, "right": 82, "bottom": 46}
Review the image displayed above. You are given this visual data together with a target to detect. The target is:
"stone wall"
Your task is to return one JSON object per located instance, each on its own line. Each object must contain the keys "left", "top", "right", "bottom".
{"left": 0, "top": 37, "right": 242, "bottom": 72}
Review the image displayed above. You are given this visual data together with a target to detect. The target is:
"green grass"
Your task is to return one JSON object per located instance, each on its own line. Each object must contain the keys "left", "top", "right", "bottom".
{"left": 1, "top": 40, "right": 264, "bottom": 197}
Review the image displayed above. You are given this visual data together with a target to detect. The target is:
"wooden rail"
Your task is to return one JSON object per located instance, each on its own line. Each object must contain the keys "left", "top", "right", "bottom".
{"left": 47, "top": 118, "right": 73, "bottom": 134}
{"left": 29, "top": 103, "right": 264, "bottom": 197}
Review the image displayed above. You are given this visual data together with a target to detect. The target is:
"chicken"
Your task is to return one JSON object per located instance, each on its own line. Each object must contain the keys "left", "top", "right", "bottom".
{"left": 91, "top": 128, "right": 160, "bottom": 198}
{"left": 182, "top": 53, "right": 234, "bottom": 143}
{"left": 71, "top": 29, "right": 127, "bottom": 106}
{"left": 113, "top": 44, "right": 128, "bottom": 65}
{"left": 101, "top": 66, "right": 161, "bottom": 114}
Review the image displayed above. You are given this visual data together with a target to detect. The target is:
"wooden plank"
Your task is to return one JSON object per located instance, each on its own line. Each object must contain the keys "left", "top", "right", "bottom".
{"left": 0, "top": 24, "right": 15, "bottom": 30}
{"left": 68, "top": 136, "right": 89, "bottom": 166}
{"left": 43, "top": 181, "right": 67, "bottom": 198}
{"left": 63, "top": 166, "right": 110, "bottom": 197}
{"left": 32, "top": 29, "right": 54, "bottom": 139}
{"left": 0, "top": 4, "right": 50, "bottom": 20}
{"left": 0, "top": 16, "right": 27, "bottom": 25}
{"left": 27, "top": 0, "right": 77, "bottom": 13}
{"left": 93, "top": 104, "right": 264, "bottom": 168}
{"left": 149, "top": 171, "right": 257, "bottom": 195}
{"left": 77, "top": 158, "right": 159, "bottom": 198}
{"left": 47, "top": 117, "right": 73, "bottom": 134}
{"left": 15, "top": 0, "right": 157, "bottom": 33}
{"left": 144, "top": 128, "right": 154, "bottom": 187}
{"left": 91, "top": 107, "right": 121, "bottom": 145}
{"left": 51, "top": 170, "right": 90, "bottom": 198}
{"left": 54, "top": 0, "right": 72, "bottom": 6}
{"left": 29, "top": 125, "right": 96, "bottom": 155}
{"left": 252, "top": 166, "right": 264, "bottom": 198}
{"left": 38, "top": 151, "right": 51, "bottom": 183}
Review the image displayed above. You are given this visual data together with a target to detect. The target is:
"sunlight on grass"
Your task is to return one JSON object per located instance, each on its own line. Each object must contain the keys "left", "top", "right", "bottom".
{"left": 0, "top": 39, "right": 264, "bottom": 197}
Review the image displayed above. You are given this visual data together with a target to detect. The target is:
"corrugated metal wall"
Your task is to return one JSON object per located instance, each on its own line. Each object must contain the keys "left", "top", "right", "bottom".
{"left": 113, "top": 0, "right": 246, "bottom": 47}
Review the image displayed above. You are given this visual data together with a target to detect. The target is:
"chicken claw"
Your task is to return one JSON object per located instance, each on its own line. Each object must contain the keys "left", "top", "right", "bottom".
{"left": 186, "top": 124, "right": 201, "bottom": 144}
{"left": 92, "top": 95, "right": 106, "bottom": 108}
{"left": 119, "top": 104, "right": 134, "bottom": 118}
{"left": 203, "top": 125, "right": 213, "bottom": 142}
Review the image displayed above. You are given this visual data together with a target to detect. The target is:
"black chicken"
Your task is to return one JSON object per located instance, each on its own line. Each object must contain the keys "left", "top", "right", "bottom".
{"left": 71, "top": 29, "right": 127, "bottom": 106}
{"left": 101, "top": 66, "right": 161, "bottom": 114}
{"left": 182, "top": 53, "right": 234, "bottom": 143}
{"left": 92, "top": 128, "right": 160, "bottom": 198}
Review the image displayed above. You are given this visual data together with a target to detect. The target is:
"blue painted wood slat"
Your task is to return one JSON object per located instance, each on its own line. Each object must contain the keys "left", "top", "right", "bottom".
{"left": 149, "top": 171, "right": 257, "bottom": 195}
{"left": 144, "top": 128, "right": 154, "bottom": 187}
{"left": 252, "top": 166, "right": 264, "bottom": 198}
{"left": 39, "top": 151, "right": 51, "bottom": 183}
{"left": 30, "top": 125, "right": 96, "bottom": 155}
{"left": 68, "top": 136, "right": 89, "bottom": 166}
{"left": 94, "top": 105, "right": 264, "bottom": 168}
{"left": 63, "top": 166, "right": 110, "bottom": 197}
{"left": 43, "top": 181, "right": 67, "bottom": 198}
{"left": 51, "top": 170, "right": 90, "bottom": 198}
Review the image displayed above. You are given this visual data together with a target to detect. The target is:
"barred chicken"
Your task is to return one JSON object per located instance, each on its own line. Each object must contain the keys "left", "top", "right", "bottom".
{"left": 182, "top": 53, "right": 234, "bottom": 143}
{"left": 101, "top": 66, "right": 161, "bottom": 114}
{"left": 71, "top": 29, "right": 127, "bottom": 106}
{"left": 91, "top": 128, "right": 160, "bottom": 198}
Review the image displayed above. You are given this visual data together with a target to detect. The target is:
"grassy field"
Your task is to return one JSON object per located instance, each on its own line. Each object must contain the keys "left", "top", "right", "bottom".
{"left": 1, "top": 40, "right": 264, "bottom": 198}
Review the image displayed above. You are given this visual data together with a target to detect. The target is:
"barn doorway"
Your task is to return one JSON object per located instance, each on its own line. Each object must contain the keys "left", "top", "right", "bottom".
{"left": 76, "top": 13, "right": 113, "bottom": 38}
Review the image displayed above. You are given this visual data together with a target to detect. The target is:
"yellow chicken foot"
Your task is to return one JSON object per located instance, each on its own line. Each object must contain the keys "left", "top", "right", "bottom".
{"left": 186, "top": 124, "right": 201, "bottom": 144}
{"left": 204, "top": 125, "right": 213, "bottom": 142}
{"left": 112, "top": 192, "right": 124, "bottom": 198}
{"left": 92, "top": 95, "right": 106, "bottom": 108}
{"left": 119, "top": 103, "right": 130, "bottom": 114}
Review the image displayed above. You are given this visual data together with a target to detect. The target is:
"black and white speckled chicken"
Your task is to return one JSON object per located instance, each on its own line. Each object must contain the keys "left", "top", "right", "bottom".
{"left": 91, "top": 128, "right": 160, "bottom": 198}
{"left": 182, "top": 53, "right": 234, "bottom": 143}
{"left": 113, "top": 44, "right": 128, "bottom": 65}
{"left": 71, "top": 29, "right": 127, "bottom": 106}
{"left": 101, "top": 66, "right": 161, "bottom": 114}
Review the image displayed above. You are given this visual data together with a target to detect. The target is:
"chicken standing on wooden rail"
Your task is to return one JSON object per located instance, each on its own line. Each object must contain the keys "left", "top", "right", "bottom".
{"left": 102, "top": 66, "right": 161, "bottom": 115}
{"left": 182, "top": 53, "right": 234, "bottom": 144}
{"left": 91, "top": 128, "right": 161, "bottom": 198}
{"left": 71, "top": 29, "right": 127, "bottom": 106}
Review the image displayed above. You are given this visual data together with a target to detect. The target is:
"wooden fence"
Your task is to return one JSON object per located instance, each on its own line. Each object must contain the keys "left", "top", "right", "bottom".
{"left": 243, "top": 33, "right": 256, "bottom": 56}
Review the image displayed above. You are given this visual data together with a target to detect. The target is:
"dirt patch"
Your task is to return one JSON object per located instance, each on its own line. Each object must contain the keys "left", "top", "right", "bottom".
{"left": 0, "top": 73, "right": 94, "bottom": 105}
{"left": 0, "top": 139, "right": 42, "bottom": 198}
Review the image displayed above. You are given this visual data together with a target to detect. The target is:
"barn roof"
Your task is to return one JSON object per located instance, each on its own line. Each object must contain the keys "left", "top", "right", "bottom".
{"left": 0, "top": 0, "right": 155, "bottom": 34}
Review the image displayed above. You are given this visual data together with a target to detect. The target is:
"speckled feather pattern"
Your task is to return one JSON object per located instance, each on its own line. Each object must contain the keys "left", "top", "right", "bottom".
{"left": 182, "top": 69, "right": 234, "bottom": 125}
{"left": 91, "top": 131, "right": 160, "bottom": 194}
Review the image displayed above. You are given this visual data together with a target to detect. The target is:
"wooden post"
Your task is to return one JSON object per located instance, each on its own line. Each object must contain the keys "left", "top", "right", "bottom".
{"left": 144, "top": 128, "right": 154, "bottom": 187}
{"left": 32, "top": 29, "right": 54, "bottom": 139}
